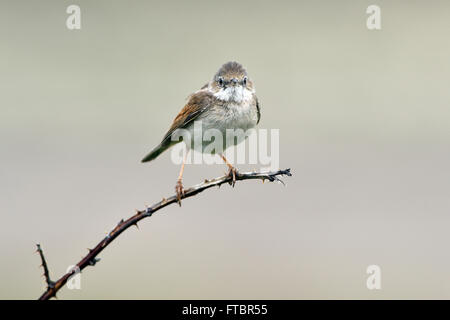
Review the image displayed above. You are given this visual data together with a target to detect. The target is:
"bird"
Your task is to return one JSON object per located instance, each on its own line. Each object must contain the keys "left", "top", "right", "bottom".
{"left": 141, "top": 61, "right": 260, "bottom": 204}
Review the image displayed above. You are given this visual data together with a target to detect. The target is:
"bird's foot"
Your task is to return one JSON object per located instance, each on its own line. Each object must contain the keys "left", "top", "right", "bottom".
{"left": 175, "top": 179, "right": 185, "bottom": 206}
{"left": 227, "top": 166, "right": 238, "bottom": 187}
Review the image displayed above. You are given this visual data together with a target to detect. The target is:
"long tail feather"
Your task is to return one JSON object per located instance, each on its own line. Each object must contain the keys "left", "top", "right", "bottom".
{"left": 141, "top": 141, "right": 176, "bottom": 163}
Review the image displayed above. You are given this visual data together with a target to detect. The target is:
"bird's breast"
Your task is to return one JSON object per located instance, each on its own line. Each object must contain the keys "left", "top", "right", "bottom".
{"left": 183, "top": 99, "right": 259, "bottom": 152}
{"left": 202, "top": 100, "right": 258, "bottom": 133}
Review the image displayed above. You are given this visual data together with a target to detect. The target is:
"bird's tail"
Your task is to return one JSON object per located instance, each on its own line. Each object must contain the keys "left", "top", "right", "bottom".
{"left": 141, "top": 140, "right": 176, "bottom": 163}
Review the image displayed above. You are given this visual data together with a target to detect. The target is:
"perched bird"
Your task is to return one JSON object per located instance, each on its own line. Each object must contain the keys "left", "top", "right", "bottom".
{"left": 141, "top": 61, "right": 260, "bottom": 203}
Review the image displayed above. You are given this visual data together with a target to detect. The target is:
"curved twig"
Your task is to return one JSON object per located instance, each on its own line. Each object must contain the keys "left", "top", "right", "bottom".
{"left": 37, "top": 168, "right": 292, "bottom": 300}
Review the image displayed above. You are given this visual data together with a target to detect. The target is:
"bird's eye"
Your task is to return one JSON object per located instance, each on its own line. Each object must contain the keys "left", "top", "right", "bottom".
{"left": 217, "top": 77, "right": 224, "bottom": 86}
{"left": 242, "top": 77, "right": 248, "bottom": 86}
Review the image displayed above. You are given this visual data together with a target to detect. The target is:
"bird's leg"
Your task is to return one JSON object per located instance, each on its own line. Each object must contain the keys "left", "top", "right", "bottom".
{"left": 175, "top": 151, "right": 188, "bottom": 206}
{"left": 220, "top": 154, "right": 238, "bottom": 187}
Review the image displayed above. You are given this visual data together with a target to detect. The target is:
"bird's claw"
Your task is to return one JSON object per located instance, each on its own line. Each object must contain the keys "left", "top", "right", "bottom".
{"left": 175, "top": 179, "right": 185, "bottom": 206}
{"left": 227, "top": 167, "right": 238, "bottom": 187}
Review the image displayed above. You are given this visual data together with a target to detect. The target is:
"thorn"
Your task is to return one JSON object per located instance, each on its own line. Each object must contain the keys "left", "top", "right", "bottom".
{"left": 133, "top": 222, "right": 139, "bottom": 230}
{"left": 117, "top": 219, "right": 124, "bottom": 226}
{"left": 88, "top": 257, "right": 101, "bottom": 266}
{"left": 276, "top": 177, "right": 286, "bottom": 186}
{"left": 204, "top": 179, "right": 209, "bottom": 183}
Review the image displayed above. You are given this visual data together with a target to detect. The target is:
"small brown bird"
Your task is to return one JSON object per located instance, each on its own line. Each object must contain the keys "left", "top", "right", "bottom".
{"left": 141, "top": 61, "right": 260, "bottom": 203}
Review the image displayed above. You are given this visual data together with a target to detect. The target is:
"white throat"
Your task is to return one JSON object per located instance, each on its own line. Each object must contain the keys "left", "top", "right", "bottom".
{"left": 213, "top": 86, "right": 253, "bottom": 103}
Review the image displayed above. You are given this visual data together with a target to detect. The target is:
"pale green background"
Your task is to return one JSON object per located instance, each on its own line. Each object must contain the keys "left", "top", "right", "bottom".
{"left": 1, "top": 0, "right": 450, "bottom": 299}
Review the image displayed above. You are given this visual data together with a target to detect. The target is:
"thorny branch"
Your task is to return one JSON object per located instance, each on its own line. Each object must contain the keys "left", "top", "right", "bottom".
{"left": 37, "top": 168, "right": 292, "bottom": 300}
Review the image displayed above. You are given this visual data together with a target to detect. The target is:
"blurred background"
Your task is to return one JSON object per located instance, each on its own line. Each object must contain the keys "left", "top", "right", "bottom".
{"left": 1, "top": 0, "right": 450, "bottom": 299}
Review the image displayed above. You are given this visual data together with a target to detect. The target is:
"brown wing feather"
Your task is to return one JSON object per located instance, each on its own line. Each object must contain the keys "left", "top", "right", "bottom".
{"left": 161, "top": 90, "right": 214, "bottom": 144}
{"left": 141, "top": 91, "right": 214, "bottom": 163}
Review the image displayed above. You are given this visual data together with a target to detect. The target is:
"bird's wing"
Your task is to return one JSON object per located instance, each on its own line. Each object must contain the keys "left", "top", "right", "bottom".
{"left": 160, "top": 90, "right": 214, "bottom": 145}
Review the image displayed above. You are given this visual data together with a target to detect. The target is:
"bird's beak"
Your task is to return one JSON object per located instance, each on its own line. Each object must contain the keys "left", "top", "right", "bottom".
{"left": 231, "top": 78, "right": 238, "bottom": 86}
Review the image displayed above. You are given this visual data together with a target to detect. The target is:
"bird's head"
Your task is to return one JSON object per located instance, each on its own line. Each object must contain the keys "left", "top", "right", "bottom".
{"left": 210, "top": 61, "right": 254, "bottom": 103}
